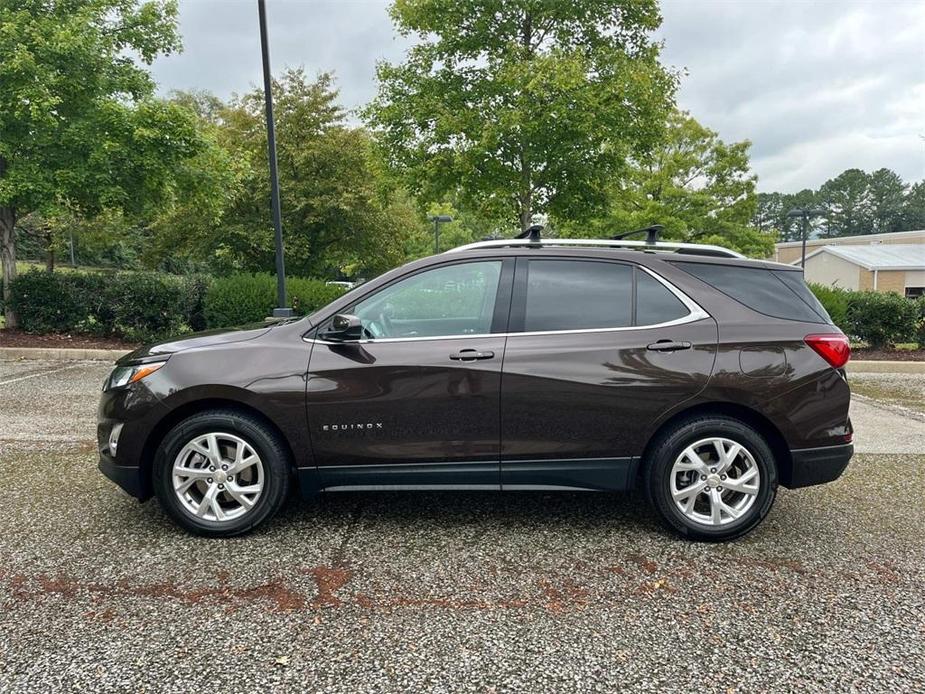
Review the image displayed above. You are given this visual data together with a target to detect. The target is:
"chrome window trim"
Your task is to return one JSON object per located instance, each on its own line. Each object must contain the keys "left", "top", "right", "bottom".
{"left": 304, "top": 266, "right": 710, "bottom": 346}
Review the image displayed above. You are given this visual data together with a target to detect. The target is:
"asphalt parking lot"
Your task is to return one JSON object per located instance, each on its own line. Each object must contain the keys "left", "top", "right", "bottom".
{"left": 1, "top": 360, "right": 923, "bottom": 692}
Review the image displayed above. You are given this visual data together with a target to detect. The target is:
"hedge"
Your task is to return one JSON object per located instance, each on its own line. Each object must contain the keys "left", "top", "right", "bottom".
{"left": 8, "top": 270, "right": 345, "bottom": 341}
{"left": 8, "top": 270, "right": 211, "bottom": 342}
{"left": 807, "top": 283, "right": 850, "bottom": 330}
{"left": 809, "top": 284, "right": 922, "bottom": 349}
{"left": 203, "top": 273, "right": 346, "bottom": 327}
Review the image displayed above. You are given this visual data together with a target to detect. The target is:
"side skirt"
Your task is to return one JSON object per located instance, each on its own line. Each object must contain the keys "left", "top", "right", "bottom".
{"left": 296, "top": 457, "right": 637, "bottom": 496}
{"left": 501, "top": 457, "right": 636, "bottom": 491}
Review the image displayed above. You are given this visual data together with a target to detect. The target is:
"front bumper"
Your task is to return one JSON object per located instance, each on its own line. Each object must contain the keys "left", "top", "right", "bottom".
{"left": 99, "top": 453, "right": 147, "bottom": 499}
{"left": 782, "top": 442, "right": 854, "bottom": 488}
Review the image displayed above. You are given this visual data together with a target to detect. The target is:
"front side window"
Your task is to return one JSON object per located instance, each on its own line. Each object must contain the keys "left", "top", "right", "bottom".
{"left": 352, "top": 261, "right": 502, "bottom": 338}
{"left": 523, "top": 260, "right": 634, "bottom": 331}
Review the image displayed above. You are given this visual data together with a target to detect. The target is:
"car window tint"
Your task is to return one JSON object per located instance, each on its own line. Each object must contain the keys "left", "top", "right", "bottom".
{"left": 636, "top": 271, "right": 690, "bottom": 325}
{"left": 353, "top": 261, "right": 502, "bottom": 338}
{"left": 679, "top": 262, "right": 827, "bottom": 323}
{"left": 524, "top": 260, "right": 632, "bottom": 331}
{"left": 773, "top": 270, "right": 832, "bottom": 322}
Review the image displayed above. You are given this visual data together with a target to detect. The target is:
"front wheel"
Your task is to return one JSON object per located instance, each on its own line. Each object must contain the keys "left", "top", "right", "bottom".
{"left": 153, "top": 410, "right": 291, "bottom": 537}
{"left": 643, "top": 415, "right": 778, "bottom": 541}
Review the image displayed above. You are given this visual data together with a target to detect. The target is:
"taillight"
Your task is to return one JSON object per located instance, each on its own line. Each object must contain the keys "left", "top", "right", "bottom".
{"left": 804, "top": 333, "right": 851, "bottom": 369}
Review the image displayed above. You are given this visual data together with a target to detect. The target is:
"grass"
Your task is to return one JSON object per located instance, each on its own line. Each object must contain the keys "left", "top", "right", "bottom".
{"left": 15, "top": 260, "right": 107, "bottom": 274}
{"left": 850, "top": 376, "right": 925, "bottom": 417}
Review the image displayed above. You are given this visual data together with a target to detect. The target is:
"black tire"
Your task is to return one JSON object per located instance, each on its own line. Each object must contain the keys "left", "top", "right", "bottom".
{"left": 643, "top": 415, "right": 778, "bottom": 542}
{"left": 153, "top": 409, "right": 291, "bottom": 537}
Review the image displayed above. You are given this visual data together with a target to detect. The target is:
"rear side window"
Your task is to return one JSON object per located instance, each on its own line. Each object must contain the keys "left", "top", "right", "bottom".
{"left": 524, "top": 260, "right": 633, "bottom": 331}
{"left": 679, "top": 262, "right": 829, "bottom": 323}
{"left": 636, "top": 271, "right": 689, "bottom": 325}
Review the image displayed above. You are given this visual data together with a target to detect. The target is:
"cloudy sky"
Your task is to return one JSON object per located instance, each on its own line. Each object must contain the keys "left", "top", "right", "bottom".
{"left": 150, "top": 0, "right": 925, "bottom": 193}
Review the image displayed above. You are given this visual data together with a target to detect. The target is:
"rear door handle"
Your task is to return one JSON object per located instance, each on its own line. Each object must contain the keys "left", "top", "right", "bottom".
{"left": 450, "top": 349, "right": 495, "bottom": 361}
{"left": 647, "top": 340, "right": 692, "bottom": 352}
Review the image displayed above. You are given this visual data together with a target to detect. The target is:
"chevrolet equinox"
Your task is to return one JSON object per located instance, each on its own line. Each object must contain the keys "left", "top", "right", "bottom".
{"left": 98, "top": 234, "right": 853, "bottom": 541}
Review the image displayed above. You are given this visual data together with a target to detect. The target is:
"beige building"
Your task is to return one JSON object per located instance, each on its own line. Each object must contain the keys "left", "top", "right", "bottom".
{"left": 795, "top": 244, "right": 925, "bottom": 297}
{"left": 773, "top": 229, "right": 925, "bottom": 265}
{"left": 772, "top": 230, "right": 925, "bottom": 297}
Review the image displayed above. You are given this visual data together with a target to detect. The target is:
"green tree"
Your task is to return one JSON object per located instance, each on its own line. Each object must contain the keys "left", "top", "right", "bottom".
{"left": 155, "top": 70, "right": 421, "bottom": 279}
{"left": 0, "top": 0, "right": 202, "bottom": 328}
{"left": 580, "top": 111, "right": 774, "bottom": 257}
{"left": 818, "top": 168, "right": 872, "bottom": 237}
{"left": 866, "top": 168, "right": 907, "bottom": 233}
{"left": 366, "top": 0, "right": 677, "bottom": 234}
{"left": 901, "top": 180, "right": 925, "bottom": 230}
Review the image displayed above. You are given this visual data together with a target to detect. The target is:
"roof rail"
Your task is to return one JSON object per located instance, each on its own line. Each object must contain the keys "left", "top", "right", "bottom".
{"left": 445, "top": 237, "right": 745, "bottom": 259}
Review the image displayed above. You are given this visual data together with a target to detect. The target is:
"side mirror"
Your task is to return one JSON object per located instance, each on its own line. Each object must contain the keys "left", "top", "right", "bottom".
{"left": 320, "top": 313, "right": 364, "bottom": 342}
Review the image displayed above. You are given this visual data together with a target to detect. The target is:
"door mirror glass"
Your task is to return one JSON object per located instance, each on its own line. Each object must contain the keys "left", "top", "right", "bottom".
{"left": 321, "top": 314, "right": 364, "bottom": 342}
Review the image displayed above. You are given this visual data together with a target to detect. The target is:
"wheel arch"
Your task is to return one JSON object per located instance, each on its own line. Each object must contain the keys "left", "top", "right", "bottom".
{"left": 139, "top": 397, "right": 299, "bottom": 499}
{"left": 638, "top": 401, "right": 793, "bottom": 487}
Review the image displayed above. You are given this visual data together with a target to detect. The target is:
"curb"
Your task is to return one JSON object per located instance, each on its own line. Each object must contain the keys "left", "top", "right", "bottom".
{"left": 0, "top": 346, "right": 129, "bottom": 362}
{"left": 847, "top": 360, "right": 925, "bottom": 374}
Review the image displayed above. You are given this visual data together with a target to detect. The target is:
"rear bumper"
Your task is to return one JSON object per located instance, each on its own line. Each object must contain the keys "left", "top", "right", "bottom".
{"left": 782, "top": 443, "right": 854, "bottom": 488}
{"left": 99, "top": 454, "right": 147, "bottom": 500}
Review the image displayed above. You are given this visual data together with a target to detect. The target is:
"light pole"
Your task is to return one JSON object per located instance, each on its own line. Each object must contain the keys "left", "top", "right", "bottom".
{"left": 258, "top": 0, "right": 292, "bottom": 318}
{"left": 429, "top": 214, "right": 452, "bottom": 254}
{"left": 786, "top": 207, "right": 826, "bottom": 267}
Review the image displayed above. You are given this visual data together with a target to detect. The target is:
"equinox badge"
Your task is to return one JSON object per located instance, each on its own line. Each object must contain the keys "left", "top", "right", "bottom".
{"left": 322, "top": 423, "right": 384, "bottom": 432}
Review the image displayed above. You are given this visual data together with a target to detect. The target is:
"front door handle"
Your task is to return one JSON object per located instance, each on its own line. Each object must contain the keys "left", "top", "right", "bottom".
{"left": 450, "top": 349, "right": 495, "bottom": 361}
{"left": 647, "top": 340, "right": 692, "bottom": 352}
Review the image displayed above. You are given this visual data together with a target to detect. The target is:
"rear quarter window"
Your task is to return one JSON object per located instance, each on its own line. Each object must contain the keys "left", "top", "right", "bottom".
{"left": 677, "top": 262, "right": 830, "bottom": 323}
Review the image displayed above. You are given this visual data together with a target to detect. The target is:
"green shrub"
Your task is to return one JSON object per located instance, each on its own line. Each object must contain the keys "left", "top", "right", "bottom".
{"left": 288, "top": 276, "right": 347, "bottom": 316}
{"left": 203, "top": 273, "right": 277, "bottom": 327}
{"left": 915, "top": 296, "right": 925, "bottom": 349}
{"left": 845, "top": 291, "right": 919, "bottom": 349}
{"left": 808, "top": 283, "right": 850, "bottom": 331}
{"left": 8, "top": 269, "right": 210, "bottom": 341}
{"left": 9, "top": 270, "right": 104, "bottom": 334}
{"left": 106, "top": 272, "right": 190, "bottom": 342}
{"left": 203, "top": 273, "right": 345, "bottom": 328}
{"left": 182, "top": 274, "right": 213, "bottom": 333}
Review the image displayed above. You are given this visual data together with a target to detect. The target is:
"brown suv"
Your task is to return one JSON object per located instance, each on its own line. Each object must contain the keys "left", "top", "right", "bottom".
{"left": 98, "top": 236, "right": 852, "bottom": 541}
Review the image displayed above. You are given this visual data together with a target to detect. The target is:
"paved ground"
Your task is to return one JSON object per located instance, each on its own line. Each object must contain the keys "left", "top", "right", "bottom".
{"left": 0, "top": 360, "right": 923, "bottom": 692}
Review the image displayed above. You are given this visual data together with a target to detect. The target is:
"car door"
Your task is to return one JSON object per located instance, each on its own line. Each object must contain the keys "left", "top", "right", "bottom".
{"left": 306, "top": 258, "right": 513, "bottom": 489}
{"left": 500, "top": 257, "right": 718, "bottom": 490}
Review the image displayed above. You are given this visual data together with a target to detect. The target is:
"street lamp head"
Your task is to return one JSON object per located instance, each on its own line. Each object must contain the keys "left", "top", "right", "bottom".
{"left": 786, "top": 208, "right": 805, "bottom": 219}
{"left": 429, "top": 214, "right": 453, "bottom": 223}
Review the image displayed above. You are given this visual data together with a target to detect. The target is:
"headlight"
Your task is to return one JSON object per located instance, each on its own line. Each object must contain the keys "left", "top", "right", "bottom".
{"left": 105, "top": 361, "right": 166, "bottom": 391}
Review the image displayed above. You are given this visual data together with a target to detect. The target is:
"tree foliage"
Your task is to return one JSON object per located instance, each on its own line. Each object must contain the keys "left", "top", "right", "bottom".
{"left": 0, "top": 0, "right": 202, "bottom": 327}
{"left": 755, "top": 168, "right": 922, "bottom": 241}
{"left": 150, "top": 71, "right": 423, "bottom": 279}
{"left": 366, "top": 0, "right": 677, "bottom": 233}
{"left": 571, "top": 111, "right": 774, "bottom": 257}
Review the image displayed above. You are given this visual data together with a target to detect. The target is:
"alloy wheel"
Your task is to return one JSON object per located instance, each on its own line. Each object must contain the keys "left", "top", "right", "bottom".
{"left": 669, "top": 437, "right": 761, "bottom": 526}
{"left": 171, "top": 432, "right": 264, "bottom": 522}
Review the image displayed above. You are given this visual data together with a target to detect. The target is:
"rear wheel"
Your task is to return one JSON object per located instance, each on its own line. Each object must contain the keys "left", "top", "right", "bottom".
{"left": 153, "top": 410, "right": 290, "bottom": 537}
{"left": 644, "top": 415, "right": 778, "bottom": 541}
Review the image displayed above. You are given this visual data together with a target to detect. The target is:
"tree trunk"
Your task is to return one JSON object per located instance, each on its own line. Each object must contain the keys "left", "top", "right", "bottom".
{"left": 518, "top": 191, "right": 532, "bottom": 233}
{"left": 0, "top": 204, "right": 17, "bottom": 329}
{"left": 45, "top": 245, "right": 55, "bottom": 273}
{"left": 518, "top": 147, "right": 532, "bottom": 233}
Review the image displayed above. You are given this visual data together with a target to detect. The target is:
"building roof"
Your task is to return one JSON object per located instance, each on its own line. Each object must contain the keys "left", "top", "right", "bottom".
{"left": 797, "top": 244, "right": 925, "bottom": 271}
{"left": 775, "top": 229, "right": 925, "bottom": 248}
